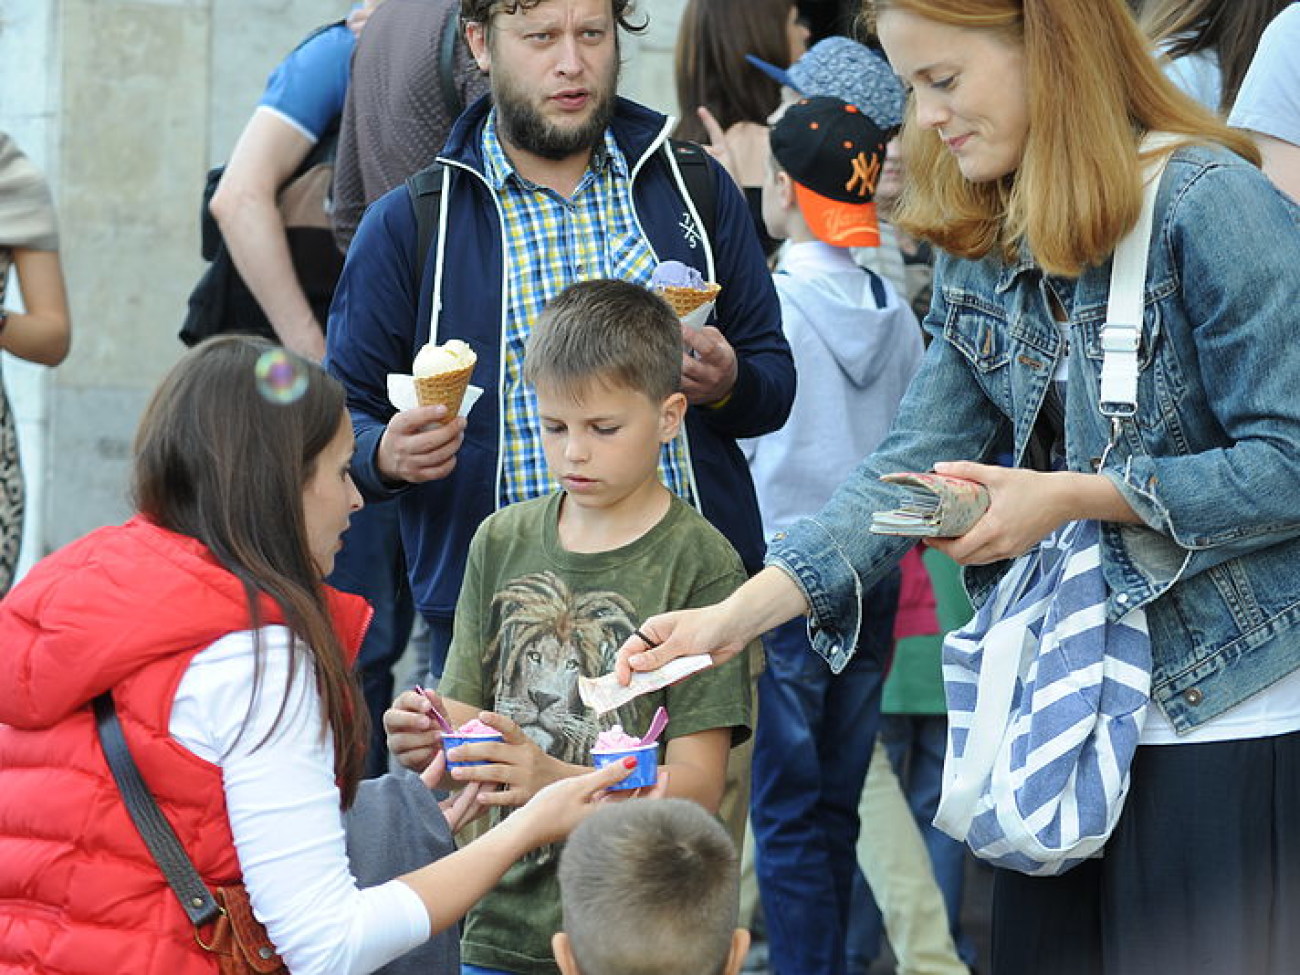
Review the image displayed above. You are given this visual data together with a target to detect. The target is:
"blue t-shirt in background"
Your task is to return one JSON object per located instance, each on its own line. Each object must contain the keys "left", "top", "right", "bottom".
{"left": 256, "top": 21, "right": 355, "bottom": 142}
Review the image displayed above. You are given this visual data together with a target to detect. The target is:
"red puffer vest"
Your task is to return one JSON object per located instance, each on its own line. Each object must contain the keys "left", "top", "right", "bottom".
{"left": 0, "top": 517, "right": 369, "bottom": 975}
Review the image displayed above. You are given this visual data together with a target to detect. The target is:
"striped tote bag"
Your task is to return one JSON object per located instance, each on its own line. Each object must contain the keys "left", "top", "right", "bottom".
{"left": 933, "top": 518, "right": 1151, "bottom": 875}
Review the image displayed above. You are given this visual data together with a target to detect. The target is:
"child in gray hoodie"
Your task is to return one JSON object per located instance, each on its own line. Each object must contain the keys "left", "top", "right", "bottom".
{"left": 741, "top": 95, "right": 924, "bottom": 975}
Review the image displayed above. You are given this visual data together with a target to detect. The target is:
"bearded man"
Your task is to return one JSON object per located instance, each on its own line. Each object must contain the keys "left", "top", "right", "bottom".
{"left": 326, "top": 0, "right": 793, "bottom": 682}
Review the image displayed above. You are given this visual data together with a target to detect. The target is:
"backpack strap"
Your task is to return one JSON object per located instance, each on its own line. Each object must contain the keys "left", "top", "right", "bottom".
{"left": 437, "top": 12, "right": 465, "bottom": 120}
{"left": 665, "top": 139, "right": 717, "bottom": 254}
{"left": 406, "top": 162, "right": 446, "bottom": 286}
{"left": 864, "top": 267, "right": 888, "bottom": 308}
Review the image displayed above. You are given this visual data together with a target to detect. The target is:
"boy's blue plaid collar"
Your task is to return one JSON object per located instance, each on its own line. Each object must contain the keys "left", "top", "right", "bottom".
{"left": 482, "top": 109, "right": 626, "bottom": 192}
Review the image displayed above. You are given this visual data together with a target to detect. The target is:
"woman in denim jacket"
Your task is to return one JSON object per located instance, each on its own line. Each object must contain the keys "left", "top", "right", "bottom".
{"left": 618, "top": 0, "right": 1300, "bottom": 971}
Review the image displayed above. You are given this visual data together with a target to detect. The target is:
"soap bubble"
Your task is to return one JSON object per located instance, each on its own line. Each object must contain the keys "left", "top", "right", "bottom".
{"left": 254, "top": 348, "right": 308, "bottom": 405}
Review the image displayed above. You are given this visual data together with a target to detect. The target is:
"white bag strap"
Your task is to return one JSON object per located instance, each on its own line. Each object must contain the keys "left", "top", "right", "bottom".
{"left": 1098, "top": 133, "right": 1178, "bottom": 418}
{"left": 934, "top": 551, "right": 1052, "bottom": 837}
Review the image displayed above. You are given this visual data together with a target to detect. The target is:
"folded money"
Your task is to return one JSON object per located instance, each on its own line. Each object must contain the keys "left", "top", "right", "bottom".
{"left": 578, "top": 655, "right": 712, "bottom": 715}
{"left": 870, "top": 471, "right": 991, "bottom": 538}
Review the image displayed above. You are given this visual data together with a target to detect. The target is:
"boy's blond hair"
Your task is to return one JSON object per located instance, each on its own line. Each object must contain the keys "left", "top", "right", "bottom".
{"left": 524, "top": 279, "right": 682, "bottom": 403}
{"left": 557, "top": 800, "right": 742, "bottom": 975}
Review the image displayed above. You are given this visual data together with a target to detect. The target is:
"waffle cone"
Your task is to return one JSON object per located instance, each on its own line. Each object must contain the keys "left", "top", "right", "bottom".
{"left": 414, "top": 364, "right": 475, "bottom": 415}
{"left": 658, "top": 282, "right": 721, "bottom": 319}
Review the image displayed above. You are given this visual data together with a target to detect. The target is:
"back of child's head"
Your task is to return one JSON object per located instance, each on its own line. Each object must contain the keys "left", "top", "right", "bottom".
{"left": 524, "top": 278, "right": 681, "bottom": 403}
{"left": 769, "top": 95, "right": 891, "bottom": 249}
{"left": 557, "top": 799, "right": 740, "bottom": 975}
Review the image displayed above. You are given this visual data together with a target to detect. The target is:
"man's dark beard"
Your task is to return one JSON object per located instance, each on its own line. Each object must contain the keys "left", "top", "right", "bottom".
{"left": 493, "top": 65, "right": 619, "bottom": 161}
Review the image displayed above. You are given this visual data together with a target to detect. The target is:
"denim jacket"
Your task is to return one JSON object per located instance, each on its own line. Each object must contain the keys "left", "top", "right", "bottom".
{"left": 768, "top": 143, "right": 1300, "bottom": 734}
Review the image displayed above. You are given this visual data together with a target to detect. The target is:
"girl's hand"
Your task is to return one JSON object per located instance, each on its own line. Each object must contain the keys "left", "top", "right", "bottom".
{"left": 445, "top": 711, "right": 574, "bottom": 807}
{"left": 697, "top": 106, "right": 742, "bottom": 187}
{"left": 926, "top": 461, "right": 1137, "bottom": 564}
{"left": 601, "top": 769, "right": 672, "bottom": 803}
{"left": 498, "top": 760, "right": 636, "bottom": 849}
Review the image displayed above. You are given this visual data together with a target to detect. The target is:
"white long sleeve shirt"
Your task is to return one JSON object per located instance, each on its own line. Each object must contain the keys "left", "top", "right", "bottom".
{"left": 170, "top": 626, "right": 430, "bottom": 974}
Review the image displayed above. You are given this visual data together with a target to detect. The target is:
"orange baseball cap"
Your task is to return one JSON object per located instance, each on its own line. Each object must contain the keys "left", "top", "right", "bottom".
{"left": 769, "top": 96, "right": 889, "bottom": 248}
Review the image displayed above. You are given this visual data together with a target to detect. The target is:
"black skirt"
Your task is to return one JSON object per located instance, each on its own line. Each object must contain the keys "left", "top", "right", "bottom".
{"left": 990, "top": 730, "right": 1300, "bottom": 975}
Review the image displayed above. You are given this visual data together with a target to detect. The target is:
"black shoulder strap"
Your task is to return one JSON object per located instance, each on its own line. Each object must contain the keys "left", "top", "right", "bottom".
{"left": 437, "top": 12, "right": 465, "bottom": 120}
{"left": 665, "top": 139, "right": 717, "bottom": 248}
{"left": 406, "top": 162, "right": 447, "bottom": 288}
{"left": 296, "top": 17, "right": 348, "bottom": 52}
{"left": 93, "top": 693, "right": 222, "bottom": 927}
{"left": 864, "top": 267, "right": 888, "bottom": 308}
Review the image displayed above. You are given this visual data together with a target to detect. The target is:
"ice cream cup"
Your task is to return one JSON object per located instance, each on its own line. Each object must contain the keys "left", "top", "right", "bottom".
{"left": 590, "top": 742, "right": 658, "bottom": 790}
{"left": 441, "top": 731, "right": 505, "bottom": 768}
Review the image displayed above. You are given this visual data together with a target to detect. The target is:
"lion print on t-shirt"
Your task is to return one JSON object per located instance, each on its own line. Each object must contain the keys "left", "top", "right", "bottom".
{"left": 491, "top": 570, "right": 637, "bottom": 767}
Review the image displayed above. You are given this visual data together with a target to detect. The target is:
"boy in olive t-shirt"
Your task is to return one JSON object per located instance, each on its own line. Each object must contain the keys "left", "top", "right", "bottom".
{"left": 435, "top": 279, "right": 756, "bottom": 975}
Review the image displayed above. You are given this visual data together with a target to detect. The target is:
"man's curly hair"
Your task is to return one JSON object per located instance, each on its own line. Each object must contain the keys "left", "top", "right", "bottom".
{"left": 461, "top": 0, "right": 645, "bottom": 35}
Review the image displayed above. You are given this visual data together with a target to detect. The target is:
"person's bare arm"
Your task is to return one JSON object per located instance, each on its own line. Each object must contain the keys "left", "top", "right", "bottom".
{"left": 1252, "top": 132, "right": 1300, "bottom": 205}
{"left": 2, "top": 248, "right": 70, "bottom": 365}
{"left": 659, "top": 728, "right": 731, "bottom": 812}
{"left": 208, "top": 109, "right": 324, "bottom": 360}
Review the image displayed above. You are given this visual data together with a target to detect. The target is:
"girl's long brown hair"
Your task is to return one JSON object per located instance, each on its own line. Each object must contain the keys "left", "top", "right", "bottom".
{"left": 133, "top": 336, "right": 368, "bottom": 806}
{"left": 863, "top": 0, "right": 1260, "bottom": 276}
{"left": 1139, "top": 0, "right": 1291, "bottom": 115}
{"left": 673, "top": 0, "right": 798, "bottom": 142}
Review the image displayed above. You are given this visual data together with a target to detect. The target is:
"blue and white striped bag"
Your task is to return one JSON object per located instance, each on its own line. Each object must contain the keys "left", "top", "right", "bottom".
{"left": 934, "top": 519, "right": 1151, "bottom": 875}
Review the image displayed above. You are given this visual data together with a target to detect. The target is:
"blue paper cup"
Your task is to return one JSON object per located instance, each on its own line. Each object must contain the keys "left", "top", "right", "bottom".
{"left": 442, "top": 732, "right": 504, "bottom": 768}
{"left": 591, "top": 742, "right": 658, "bottom": 791}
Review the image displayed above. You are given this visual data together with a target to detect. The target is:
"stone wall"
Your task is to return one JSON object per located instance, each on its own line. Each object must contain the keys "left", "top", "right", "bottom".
{"left": 0, "top": 0, "right": 686, "bottom": 577}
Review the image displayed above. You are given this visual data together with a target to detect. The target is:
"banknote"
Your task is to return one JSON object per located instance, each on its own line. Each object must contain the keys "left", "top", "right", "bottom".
{"left": 579, "top": 655, "right": 713, "bottom": 715}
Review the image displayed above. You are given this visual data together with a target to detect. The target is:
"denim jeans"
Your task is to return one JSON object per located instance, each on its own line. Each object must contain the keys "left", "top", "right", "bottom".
{"left": 751, "top": 570, "right": 898, "bottom": 975}
{"left": 327, "top": 499, "right": 415, "bottom": 778}
{"left": 847, "top": 714, "right": 977, "bottom": 970}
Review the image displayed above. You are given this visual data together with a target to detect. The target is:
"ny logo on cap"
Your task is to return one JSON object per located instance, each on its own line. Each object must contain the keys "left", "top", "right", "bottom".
{"left": 846, "top": 151, "right": 882, "bottom": 199}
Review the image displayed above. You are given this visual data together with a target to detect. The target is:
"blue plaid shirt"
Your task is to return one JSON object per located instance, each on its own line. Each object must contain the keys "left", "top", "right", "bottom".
{"left": 482, "top": 113, "right": 697, "bottom": 508}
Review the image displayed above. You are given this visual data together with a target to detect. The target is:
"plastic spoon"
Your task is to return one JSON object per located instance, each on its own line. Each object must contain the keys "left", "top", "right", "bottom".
{"left": 413, "top": 684, "right": 455, "bottom": 733}
{"left": 639, "top": 706, "right": 669, "bottom": 747}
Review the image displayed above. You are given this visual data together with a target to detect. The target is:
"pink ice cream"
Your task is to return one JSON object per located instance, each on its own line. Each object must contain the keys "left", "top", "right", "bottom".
{"left": 649, "top": 260, "right": 706, "bottom": 290}
{"left": 456, "top": 718, "right": 498, "bottom": 736}
{"left": 592, "top": 725, "right": 644, "bottom": 752}
{"left": 442, "top": 717, "right": 503, "bottom": 769}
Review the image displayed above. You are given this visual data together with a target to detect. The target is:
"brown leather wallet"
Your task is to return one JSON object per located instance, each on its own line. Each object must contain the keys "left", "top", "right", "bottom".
{"left": 870, "top": 472, "right": 991, "bottom": 538}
